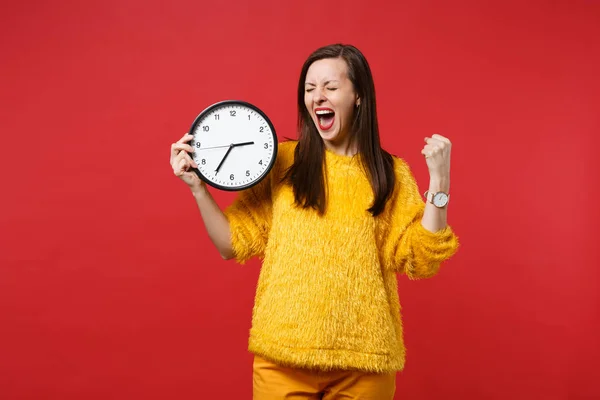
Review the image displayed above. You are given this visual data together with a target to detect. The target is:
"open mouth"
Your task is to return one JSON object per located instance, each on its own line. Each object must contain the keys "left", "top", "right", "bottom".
{"left": 315, "top": 108, "right": 335, "bottom": 131}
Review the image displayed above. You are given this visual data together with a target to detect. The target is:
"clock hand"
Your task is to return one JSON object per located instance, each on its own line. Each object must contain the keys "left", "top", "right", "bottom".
{"left": 215, "top": 145, "right": 233, "bottom": 174}
{"left": 198, "top": 141, "right": 254, "bottom": 151}
{"left": 231, "top": 141, "right": 254, "bottom": 148}
{"left": 197, "top": 144, "right": 231, "bottom": 150}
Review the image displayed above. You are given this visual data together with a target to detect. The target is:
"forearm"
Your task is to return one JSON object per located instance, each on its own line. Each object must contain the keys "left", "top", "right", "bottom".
{"left": 421, "top": 177, "right": 449, "bottom": 233}
{"left": 191, "top": 186, "right": 234, "bottom": 260}
{"left": 408, "top": 175, "right": 456, "bottom": 278}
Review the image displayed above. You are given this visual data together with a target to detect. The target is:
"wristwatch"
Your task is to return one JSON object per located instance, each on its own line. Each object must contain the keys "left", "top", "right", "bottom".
{"left": 424, "top": 190, "right": 450, "bottom": 208}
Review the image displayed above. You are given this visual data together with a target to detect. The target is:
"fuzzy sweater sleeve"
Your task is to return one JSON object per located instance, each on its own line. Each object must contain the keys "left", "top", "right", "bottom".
{"left": 381, "top": 158, "right": 459, "bottom": 279}
{"left": 223, "top": 168, "right": 274, "bottom": 265}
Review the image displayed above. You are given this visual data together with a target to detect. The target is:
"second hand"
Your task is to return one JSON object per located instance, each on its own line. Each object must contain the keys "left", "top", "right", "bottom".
{"left": 195, "top": 144, "right": 232, "bottom": 150}
{"left": 196, "top": 141, "right": 254, "bottom": 150}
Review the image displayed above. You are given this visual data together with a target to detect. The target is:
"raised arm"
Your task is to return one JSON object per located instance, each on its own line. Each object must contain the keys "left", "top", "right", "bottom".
{"left": 420, "top": 134, "right": 452, "bottom": 233}
{"left": 381, "top": 135, "right": 458, "bottom": 278}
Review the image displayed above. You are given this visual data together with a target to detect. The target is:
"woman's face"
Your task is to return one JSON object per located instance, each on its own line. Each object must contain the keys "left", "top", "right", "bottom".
{"left": 304, "top": 58, "right": 359, "bottom": 153}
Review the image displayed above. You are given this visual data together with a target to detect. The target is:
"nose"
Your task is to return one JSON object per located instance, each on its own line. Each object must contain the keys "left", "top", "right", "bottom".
{"left": 313, "top": 87, "right": 326, "bottom": 105}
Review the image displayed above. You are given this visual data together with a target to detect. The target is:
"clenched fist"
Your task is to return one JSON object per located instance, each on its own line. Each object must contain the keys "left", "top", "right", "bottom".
{"left": 421, "top": 134, "right": 452, "bottom": 181}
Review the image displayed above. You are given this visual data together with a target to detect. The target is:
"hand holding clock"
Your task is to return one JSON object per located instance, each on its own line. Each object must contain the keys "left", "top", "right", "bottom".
{"left": 170, "top": 133, "right": 203, "bottom": 191}
{"left": 171, "top": 131, "right": 258, "bottom": 190}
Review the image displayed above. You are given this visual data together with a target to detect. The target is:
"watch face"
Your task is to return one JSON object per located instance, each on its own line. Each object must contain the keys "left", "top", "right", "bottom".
{"left": 432, "top": 192, "right": 449, "bottom": 207}
{"left": 189, "top": 100, "right": 278, "bottom": 191}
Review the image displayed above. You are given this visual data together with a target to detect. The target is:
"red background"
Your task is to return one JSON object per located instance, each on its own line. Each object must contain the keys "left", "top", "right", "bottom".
{"left": 1, "top": 0, "right": 599, "bottom": 399}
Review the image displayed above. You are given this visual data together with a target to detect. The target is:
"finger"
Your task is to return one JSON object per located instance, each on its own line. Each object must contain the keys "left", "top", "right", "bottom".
{"left": 173, "top": 155, "right": 186, "bottom": 175}
{"left": 425, "top": 137, "right": 446, "bottom": 147}
{"left": 431, "top": 133, "right": 451, "bottom": 144}
{"left": 422, "top": 144, "right": 440, "bottom": 157}
{"left": 179, "top": 156, "right": 198, "bottom": 175}
{"left": 182, "top": 151, "right": 198, "bottom": 168}
{"left": 178, "top": 133, "right": 194, "bottom": 143}
{"left": 172, "top": 150, "right": 187, "bottom": 169}
{"left": 170, "top": 144, "right": 185, "bottom": 160}
{"left": 173, "top": 161, "right": 185, "bottom": 176}
{"left": 176, "top": 157, "right": 190, "bottom": 175}
{"left": 423, "top": 143, "right": 440, "bottom": 152}
{"left": 172, "top": 133, "right": 193, "bottom": 154}
{"left": 424, "top": 137, "right": 440, "bottom": 146}
{"left": 171, "top": 143, "right": 195, "bottom": 162}
{"left": 172, "top": 143, "right": 195, "bottom": 153}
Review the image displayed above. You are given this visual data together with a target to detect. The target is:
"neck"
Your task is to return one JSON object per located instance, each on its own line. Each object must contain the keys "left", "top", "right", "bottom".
{"left": 323, "top": 137, "right": 357, "bottom": 157}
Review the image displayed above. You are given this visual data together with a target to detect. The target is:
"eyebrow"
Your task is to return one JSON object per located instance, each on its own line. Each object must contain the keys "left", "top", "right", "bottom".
{"left": 305, "top": 80, "right": 340, "bottom": 86}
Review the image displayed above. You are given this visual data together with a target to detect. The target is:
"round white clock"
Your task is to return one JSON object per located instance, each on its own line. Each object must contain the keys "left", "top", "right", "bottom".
{"left": 188, "top": 100, "right": 278, "bottom": 191}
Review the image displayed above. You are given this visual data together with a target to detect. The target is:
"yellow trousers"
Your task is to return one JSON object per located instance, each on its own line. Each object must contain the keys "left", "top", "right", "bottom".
{"left": 252, "top": 356, "right": 396, "bottom": 400}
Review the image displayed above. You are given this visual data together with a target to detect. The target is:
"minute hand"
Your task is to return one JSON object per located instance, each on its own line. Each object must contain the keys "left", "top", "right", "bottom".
{"left": 215, "top": 145, "right": 233, "bottom": 174}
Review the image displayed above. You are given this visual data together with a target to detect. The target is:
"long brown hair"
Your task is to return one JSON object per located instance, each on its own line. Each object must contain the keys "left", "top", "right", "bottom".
{"left": 284, "top": 44, "right": 396, "bottom": 217}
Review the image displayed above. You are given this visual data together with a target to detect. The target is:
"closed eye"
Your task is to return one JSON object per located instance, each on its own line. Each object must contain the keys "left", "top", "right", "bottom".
{"left": 305, "top": 88, "right": 314, "bottom": 93}
{"left": 327, "top": 87, "right": 338, "bottom": 91}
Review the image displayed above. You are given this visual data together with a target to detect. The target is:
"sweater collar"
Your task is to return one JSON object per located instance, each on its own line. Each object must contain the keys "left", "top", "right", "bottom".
{"left": 324, "top": 147, "right": 361, "bottom": 167}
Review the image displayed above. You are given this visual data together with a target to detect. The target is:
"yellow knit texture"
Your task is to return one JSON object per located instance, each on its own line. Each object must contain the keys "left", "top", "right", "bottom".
{"left": 224, "top": 141, "right": 459, "bottom": 373}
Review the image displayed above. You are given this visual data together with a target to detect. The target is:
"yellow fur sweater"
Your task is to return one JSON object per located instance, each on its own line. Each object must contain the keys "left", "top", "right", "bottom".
{"left": 224, "top": 141, "right": 458, "bottom": 373}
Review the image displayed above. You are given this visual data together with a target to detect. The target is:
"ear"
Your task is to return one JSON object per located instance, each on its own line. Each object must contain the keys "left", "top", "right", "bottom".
{"left": 355, "top": 97, "right": 361, "bottom": 107}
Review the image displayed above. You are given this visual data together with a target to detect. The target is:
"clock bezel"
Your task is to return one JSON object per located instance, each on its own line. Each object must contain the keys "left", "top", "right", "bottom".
{"left": 188, "top": 100, "right": 278, "bottom": 192}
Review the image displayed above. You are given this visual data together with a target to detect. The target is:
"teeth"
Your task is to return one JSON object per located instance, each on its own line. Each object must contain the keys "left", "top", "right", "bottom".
{"left": 316, "top": 110, "right": 334, "bottom": 115}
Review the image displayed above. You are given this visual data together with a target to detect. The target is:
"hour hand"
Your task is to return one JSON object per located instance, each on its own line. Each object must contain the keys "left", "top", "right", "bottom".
{"left": 232, "top": 141, "right": 254, "bottom": 148}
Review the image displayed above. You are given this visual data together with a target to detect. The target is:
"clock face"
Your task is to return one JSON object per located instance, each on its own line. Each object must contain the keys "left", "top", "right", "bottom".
{"left": 189, "top": 100, "right": 278, "bottom": 191}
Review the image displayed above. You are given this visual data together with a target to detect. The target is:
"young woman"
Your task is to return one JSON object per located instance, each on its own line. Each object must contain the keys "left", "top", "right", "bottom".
{"left": 170, "top": 44, "right": 458, "bottom": 400}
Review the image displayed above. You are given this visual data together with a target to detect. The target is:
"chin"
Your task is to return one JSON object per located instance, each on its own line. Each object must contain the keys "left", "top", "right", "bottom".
{"left": 316, "top": 125, "right": 340, "bottom": 141}
{"left": 319, "top": 132, "right": 340, "bottom": 144}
